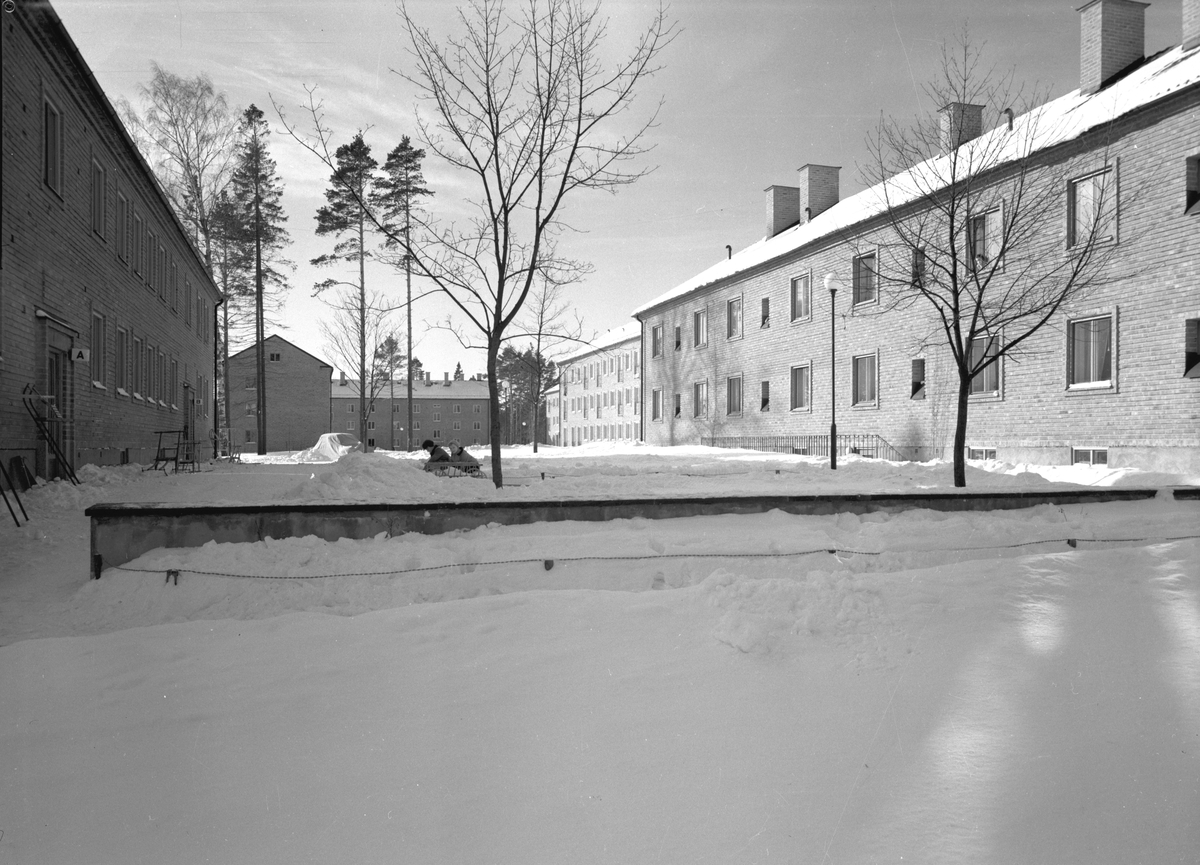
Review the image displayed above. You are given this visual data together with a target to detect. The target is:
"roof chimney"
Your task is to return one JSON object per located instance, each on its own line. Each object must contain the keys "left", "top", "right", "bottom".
{"left": 1078, "top": 0, "right": 1148, "bottom": 95}
{"left": 797, "top": 164, "right": 840, "bottom": 222}
{"left": 938, "top": 103, "right": 985, "bottom": 151}
{"left": 443, "top": 372, "right": 451, "bottom": 386}
{"left": 764, "top": 185, "right": 800, "bottom": 238}
{"left": 339, "top": 371, "right": 347, "bottom": 386}
{"left": 1185, "top": 0, "right": 1200, "bottom": 50}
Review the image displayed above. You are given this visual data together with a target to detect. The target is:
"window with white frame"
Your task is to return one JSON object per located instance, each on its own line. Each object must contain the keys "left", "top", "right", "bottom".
{"left": 348, "top": 419, "right": 356, "bottom": 431}
{"left": 791, "top": 273, "right": 810, "bottom": 321}
{"left": 367, "top": 420, "right": 376, "bottom": 431}
{"left": 473, "top": 421, "right": 481, "bottom": 431}
{"left": 968, "top": 446, "right": 997, "bottom": 461}
{"left": 852, "top": 353, "right": 877, "bottom": 405}
{"left": 968, "top": 207, "right": 1003, "bottom": 270}
{"left": 347, "top": 402, "right": 356, "bottom": 413}
{"left": 968, "top": 335, "right": 1000, "bottom": 395}
{"left": 90, "top": 313, "right": 107, "bottom": 386}
{"left": 852, "top": 253, "right": 877, "bottom": 305}
{"left": 790, "top": 365, "right": 810, "bottom": 410}
{"left": 453, "top": 420, "right": 461, "bottom": 430}
{"left": 1068, "top": 315, "right": 1112, "bottom": 387}
{"left": 693, "top": 380, "right": 708, "bottom": 418}
{"left": 44, "top": 96, "right": 63, "bottom": 195}
{"left": 1072, "top": 447, "right": 1108, "bottom": 466}
{"left": 726, "top": 297, "right": 742, "bottom": 340}
{"left": 652, "top": 324, "right": 663, "bottom": 357}
{"left": 651, "top": 389, "right": 662, "bottom": 421}
{"left": 453, "top": 404, "right": 461, "bottom": 413}
{"left": 1069, "top": 167, "right": 1116, "bottom": 247}
{"left": 91, "top": 159, "right": 107, "bottom": 238}
{"left": 726, "top": 376, "right": 742, "bottom": 415}
{"left": 693, "top": 308, "right": 707, "bottom": 347}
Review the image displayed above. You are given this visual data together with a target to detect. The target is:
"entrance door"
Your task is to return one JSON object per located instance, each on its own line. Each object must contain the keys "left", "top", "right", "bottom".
{"left": 45, "top": 346, "right": 73, "bottom": 479}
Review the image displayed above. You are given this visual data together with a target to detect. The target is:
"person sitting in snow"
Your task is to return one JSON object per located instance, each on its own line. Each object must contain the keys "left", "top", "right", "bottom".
{"left": 447, "top": 440, "right": 481, "bottom": 473}
{"left": 421, "top": 439, "right": 451, "bottom": 472}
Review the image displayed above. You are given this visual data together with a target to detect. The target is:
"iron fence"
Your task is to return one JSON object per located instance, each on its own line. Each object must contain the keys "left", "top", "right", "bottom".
{"left": 701, "top": 433, "right": 907, "bottom": 462}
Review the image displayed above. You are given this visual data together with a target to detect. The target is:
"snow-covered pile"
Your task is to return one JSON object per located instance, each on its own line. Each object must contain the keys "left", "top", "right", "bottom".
{"left": 1, "top": 445, "right": 1197, "bottom": 863}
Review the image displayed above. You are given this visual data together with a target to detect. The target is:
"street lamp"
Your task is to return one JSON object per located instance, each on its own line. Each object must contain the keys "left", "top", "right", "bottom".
{"left": 823, "top": 273, "right": 838, "bottom": 471}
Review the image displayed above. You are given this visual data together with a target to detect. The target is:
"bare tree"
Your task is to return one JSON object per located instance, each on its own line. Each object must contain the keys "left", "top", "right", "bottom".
{"left": 319, "top": 290, "right": 399, "bottom": 447}
{"left": 394, "top": 0, "right": 675, "bottom": 484}
{"left": 116, "top": 64, "right": 240, "bottom": 269}
{"left": 862, "top": 34, "right": 1124, "bottom": 486}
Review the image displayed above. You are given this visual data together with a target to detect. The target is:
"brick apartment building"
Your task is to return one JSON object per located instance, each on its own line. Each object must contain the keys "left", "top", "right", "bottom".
{"left": 633, "top": 0, "right": 1200, "bottom": 471}
{"left": 544, "top": 384, "right": 562, "bottom": 446}
{"left": 227, "top": 335, "right": 333, "bottom": 453}
{"left": 558, "top": 323, "right": 641, "bottom": 447}
{"left": 330, "top": 372, "right": 491, "bottom": 450}
{"left": 1, "top": 1, "right": 222, "bottom": 479}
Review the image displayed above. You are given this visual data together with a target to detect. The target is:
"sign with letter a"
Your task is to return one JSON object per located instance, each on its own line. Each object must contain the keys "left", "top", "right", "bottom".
{"left": 71, "top": 347, "right": 90, "bottom": 364}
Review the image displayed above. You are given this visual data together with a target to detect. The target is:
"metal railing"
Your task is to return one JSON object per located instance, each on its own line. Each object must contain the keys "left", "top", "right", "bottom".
{"left": 701, "top": 433, "right": 907, "bottom": 462}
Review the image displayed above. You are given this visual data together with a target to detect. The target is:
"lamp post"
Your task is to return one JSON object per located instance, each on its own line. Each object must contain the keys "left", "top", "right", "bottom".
{"left": 823, "top": 273, "right": 838, "bottom": 470}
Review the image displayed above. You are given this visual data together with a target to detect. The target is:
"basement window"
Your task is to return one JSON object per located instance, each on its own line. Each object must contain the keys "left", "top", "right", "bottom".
{"left": 1072, "top": 447, "right": 1108, "bottom": 466}
{"left": 967, "top": 447, "right": 997, "bottom": 461}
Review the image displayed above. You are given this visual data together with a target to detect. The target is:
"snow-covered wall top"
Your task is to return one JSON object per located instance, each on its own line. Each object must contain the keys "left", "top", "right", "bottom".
{"left": 632, "top": 44, "right": 1200, "bottom": 318}
{"left": 559, "top": 321, "right": 642, "bottom": 363}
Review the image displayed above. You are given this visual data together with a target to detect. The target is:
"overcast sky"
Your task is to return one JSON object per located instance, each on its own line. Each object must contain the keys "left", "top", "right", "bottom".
{"left": 54, "top": 0, "right": 1187, "bottom": 379}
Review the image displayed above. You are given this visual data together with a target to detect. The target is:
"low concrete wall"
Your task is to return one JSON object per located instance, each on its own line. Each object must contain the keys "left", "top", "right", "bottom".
{"left": 85, "top": 487, "right": 1187, "bottom": 576}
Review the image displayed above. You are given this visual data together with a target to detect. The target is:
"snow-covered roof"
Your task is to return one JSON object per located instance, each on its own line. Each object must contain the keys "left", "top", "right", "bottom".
{"left": 331, "top": 379, "right": 490, "bottom": 400}
{"left": 558, "top": 321, "right": 642, "bottom": 363}
{"left": 632, "top": 43, "right": 1200, "bottom": 317}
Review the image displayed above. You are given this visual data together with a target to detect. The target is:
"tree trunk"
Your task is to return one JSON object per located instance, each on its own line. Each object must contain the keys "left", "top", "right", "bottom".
{"left": 952, "top": 371, "right": 971, "bottom": 487}
{"left": 358, "top": 208, "right": 367, "bottom": 453}
{"left": 487, "top": 343, "right": 503, "bottom": 487}
{"left": 254, "top": 161, "right": 266, "bottom": 456}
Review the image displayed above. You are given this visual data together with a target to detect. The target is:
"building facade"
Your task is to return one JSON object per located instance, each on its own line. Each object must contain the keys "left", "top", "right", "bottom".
{"left": 544, "top": 385, "right": 562, "bottom": 446}
{"left": 227, "top": 335, "right": 334, "bottom": 453}
{"left": 1, "top": 1, "right": 222, "bottom": 479}
{"left": 558, "top": 324, "right": 641, "bottom": 447}
{"left": 634, "top": 1, "right": 1200, "bottom": 472}
{"left": 330, "top": 373, "right": 491, "bottom": 450}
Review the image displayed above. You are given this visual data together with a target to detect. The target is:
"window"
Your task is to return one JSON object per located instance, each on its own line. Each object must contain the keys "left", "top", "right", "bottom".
{"left": 473, "top": 404, "right": 480, "bottom": 413}
{"left": 414, "top": 404, "right": 421, "bottom": 414}
{"left": 969, "top": 336, "right": 999, "bottom": 395}
{"left": 692, "top": 380, "right": 708, "bottom": 418}
{"left": 369, "top": 404, "right": 376, "bottom": 413}
{"left": 348, "top": 420, "right": 356, "bottom": 431}
{"left": 1072, "top": 447, "right": 1108, "bottom": 466}
{"left": 726, "top": 376, "right": 742, "bottom": 415}
{"left": 852, "top": 253, "right": 877, "bottom": 305}
{"left": 968, "top": 447, "right": 997, "bottom": 461}
{"left": 90, "top": 313, "right": 107, "bottom": 386}
{"left": 170, "top": 261, "right": 179, "bottom": 310}
{"left": 433, "top": 429, "right": 441, "bottom": 439}
{"left": 761, "top": 297, "right": 770, "bottom": 328}
{"left": 91, "top": 160, "right": 107, "bottom": 238}
{"left": 413, "top": 421, "right": 421, "bottom": 431}
{"left": 246, "top": 403, "right": 255, "bottom": 417}
{"left": 269, "top": 352, "right": 281, "bottom": 362}
{"left": 911, "top": 249, "right": 926, "bottom": 289}
{"left": 473, "top": 421, "right": 481, "bottom": 431}
{"left": 157, "top": 352, "right": 166, "bottom": 404}
{"left": 651, "top": 389, "right": 662, "bottom": 421}
{"left": 367, "top": 420, "right": 376, "bottom": 431}
{"left": 453, "top": 420, "right": 461, "bottom": 431}
{"left": 132, "top": 337, "right": 144, "bottom": 397}
{"left": 790, "top": 274, "right": 810, "bottom": 321}
{"left": 184, "top": 279, "right": 192, "bottom": 326}
{"left": 673, "top": 392, "right": 681, "bottom": 418}
{"left": 453, "top": 404, "right": 461, "bottom": 413}
{"left": 1068, "top": 315, "right": 1112, "bottom": 387}
{"left": 44, "top": 97, "right": 63, "bottom": 194}
{"left": 170, "top": 360, "right": 178, "bottom": 407}
{"left": 132, "top": 213, "right": 144, "bottom": 275}
{"left": 693, "top": 308, "right": 707, "bottom": 347}
{"left": 1186, "top": 319, "right": 1200, "bottom": 378}
{"left": 652, "top": 325, "right": 663, "bottom": 357}
{"left": 674, "top": 326, "right": 682, "bottom": 351}
{"left": 244, "top": 376, "right": 257, "bottom": 390}
{"left": 852, "top": 354, "right": 877, "bottom": 405}
{"left": 146, "top": 231, "right": 156, "bottom": 290}
{"left": 790, "top": 365, "right": 810, "bottom": 410}
{"left": 911, "top": 358, "right": 926, "bottom": 399}
{"left": 115, "top": 328, "right": 130, "bottom": 393}
{"left": 157, "top": 243, "right": 166, "bottom": 299}
{"left": 726, "top": 297, "right": 742, "bottom": 339}
{"left": 968, "top": 208, "right": 1002, "bottom": 270}
{"left": 760, "top": 380, "right": 770, "bottom": 411}
{"left": 432, "top": 411, "right": 441, "bottom": 421}
{"left": 348, "top": 402, "right": 356, "bottom": 413}
{"left": 1187, "top": 156, "right": 1200, "bottom": 215}
{"left": 116, "top": 194, "right": 129, "bottom": 261}
{"left": 1069, "top": 168, "right": 1115, "bottom": 246}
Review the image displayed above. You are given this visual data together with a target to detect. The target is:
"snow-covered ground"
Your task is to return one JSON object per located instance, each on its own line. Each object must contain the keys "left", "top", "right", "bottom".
{"left": 1, "top": 444, "right": 1197, "bottom": 863}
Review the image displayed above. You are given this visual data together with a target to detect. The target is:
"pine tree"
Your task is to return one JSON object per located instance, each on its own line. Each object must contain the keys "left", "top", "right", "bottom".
{"left": 453, "top": 362, "right": 464, "bottom": 381}
{"left": 229, "top": 104, "right": 291, "bottom": 455}
{"left": 375, "top": 136, "right": 433, "bottom": 451}
{"left": 313, "top": 133, "right": 380, "bottom": 452}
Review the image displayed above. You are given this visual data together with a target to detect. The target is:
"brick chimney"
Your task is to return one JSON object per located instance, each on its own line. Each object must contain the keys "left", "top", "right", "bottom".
{"left": 1186, "top": 0, "right": 1200, "bottom": 50}
{"left": 339, "top": 370, "right": 346, "bottom": 386}
{"left": 764, "top": 185, "right": 800, "bottom": 237}
{"left": 797, "top": 164, "right": 840, "bottom": 222}
{"left": 1078, "top": 0, "right": 1148, "bottom": 95}
{"left": 938, "top": 103, "right": 985, "bottom": 151}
